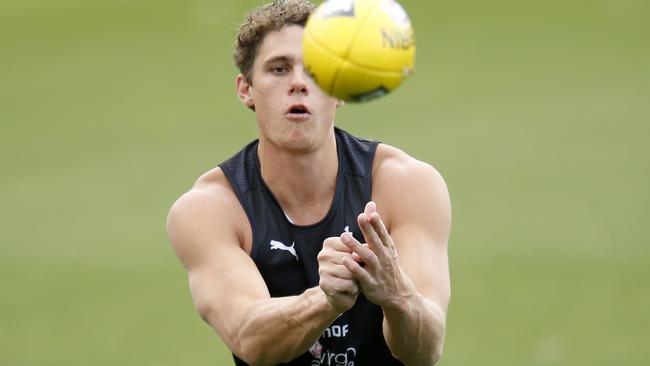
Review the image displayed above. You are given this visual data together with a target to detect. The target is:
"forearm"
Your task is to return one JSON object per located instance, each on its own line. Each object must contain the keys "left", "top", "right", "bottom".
{"left": 210, "top": 287, "right": 339, "bottom": 366}
{"left": 382, "top": 293, "right": 446, "bottom": 365}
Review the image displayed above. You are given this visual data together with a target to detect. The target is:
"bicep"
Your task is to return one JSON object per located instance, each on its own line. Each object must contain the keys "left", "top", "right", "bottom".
{"left": 391, "top": 225, "right": 450, "bottom": 310}
{"left": 376, "top": 157, "right": 452, "bottom": 310}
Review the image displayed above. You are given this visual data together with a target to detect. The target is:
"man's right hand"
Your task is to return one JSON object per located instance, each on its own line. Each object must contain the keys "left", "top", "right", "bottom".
{"left": 317, "top": 237, "right": 360, "bottom": 312}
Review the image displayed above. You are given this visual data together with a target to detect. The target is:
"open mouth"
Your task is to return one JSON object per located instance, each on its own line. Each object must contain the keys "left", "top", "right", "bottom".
{"left": 286, "top": 104, "right": 310, "bottom": 115}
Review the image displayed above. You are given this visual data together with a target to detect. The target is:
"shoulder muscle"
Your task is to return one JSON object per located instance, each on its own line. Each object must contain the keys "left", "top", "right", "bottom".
{"left": 166, "top": 167, "right": 250, "bottom": 269}
{"left": 372, "top": 144, "right": 451, "bottom": 237}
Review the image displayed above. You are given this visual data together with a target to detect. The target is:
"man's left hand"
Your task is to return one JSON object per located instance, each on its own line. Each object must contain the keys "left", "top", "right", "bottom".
{"left": 340, "top": 201, "right": 416, "bottom": 309}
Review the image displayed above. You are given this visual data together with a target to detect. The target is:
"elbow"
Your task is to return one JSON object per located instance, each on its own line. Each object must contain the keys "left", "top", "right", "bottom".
{"left": 194, "top": 304, "right": 265, "bottom": 365}
{"left": 431, "top": 344, "right": 444, "bottom": 365}
{"left": 235, "top": 345, "right": 275, "bottom": 366}
{"left": 397, "top": 348, "right": 443, "bottom": 366}
{"left": 228, "top": 322, "right": 292, "bottom": 366}
{"left": 233, "top": 336, "right": 265, "bottom": 366}
{"left": 235, "top": 332, "right": 302, "bottom": 366}
{"left": 427, "top": 335, "right": 445, "bottom": 365}
{"left": 427, "top": 304, "right": 447, "bottom": 365}
{"left": 393, "top": 348, "right": 442, "bottom": 366}
{"left": 194, "top": 301, "right": 293, "bottom": 366}
{"left": 429, "top": 324, "right": 446, "bottom": 365}
{"left": 233, "top": 343, "right": 261, "bottom": 366}
{"left": 235, "top": 341, "right": 289, "bottom": 366}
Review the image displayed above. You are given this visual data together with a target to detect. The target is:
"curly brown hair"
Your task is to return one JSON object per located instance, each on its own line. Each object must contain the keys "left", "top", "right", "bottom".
{"left": 234, "top": 0, "right": 316, "bottom": 84}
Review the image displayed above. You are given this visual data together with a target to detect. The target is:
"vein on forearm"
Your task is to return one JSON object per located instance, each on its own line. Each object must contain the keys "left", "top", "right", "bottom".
{"left": 224, "top": 287, "right": 338, "bottom": 365}
{"left": 382, "top": 294, "right": 446, "bottom": 365}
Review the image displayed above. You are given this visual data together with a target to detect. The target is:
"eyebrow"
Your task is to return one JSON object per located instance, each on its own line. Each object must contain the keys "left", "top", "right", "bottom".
{"left": 262, "top": 55, "right": 296, "bottom": 66}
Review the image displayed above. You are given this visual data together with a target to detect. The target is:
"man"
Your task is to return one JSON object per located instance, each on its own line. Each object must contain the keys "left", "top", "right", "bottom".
{"left": 166, "top": 1, "right": 451, "bottom": 365}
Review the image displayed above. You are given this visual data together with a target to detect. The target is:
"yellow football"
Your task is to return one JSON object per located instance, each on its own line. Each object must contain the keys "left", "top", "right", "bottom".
{"left": 303, "top": 0, "right": 415, "bottom": 102}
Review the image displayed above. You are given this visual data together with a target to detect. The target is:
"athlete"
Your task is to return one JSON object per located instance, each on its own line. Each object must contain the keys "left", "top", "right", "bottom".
{"left": 166, "top": 1, "right": 451, "bottom": 365}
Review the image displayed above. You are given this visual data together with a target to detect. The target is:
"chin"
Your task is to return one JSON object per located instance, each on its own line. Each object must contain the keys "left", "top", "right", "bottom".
{"left": 280, "top": 135, "right": 317, "bottom": 153}
{"left": 275, "top": 123, "right": 317, "bottom": 150}
{"left": 261, "top": 117, "right": 332, "bottom": 153}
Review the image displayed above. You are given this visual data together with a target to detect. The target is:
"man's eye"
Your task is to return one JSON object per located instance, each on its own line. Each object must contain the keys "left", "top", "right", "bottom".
{"left": 271, "top": 66, "right": 288, "bottom": 73}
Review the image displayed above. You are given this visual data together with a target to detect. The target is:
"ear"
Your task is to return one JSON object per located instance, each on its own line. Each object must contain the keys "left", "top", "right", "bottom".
{"left": 236, "top": 74, "right": 255, "bottom": 109}
{"left": 336, "top": 100, "right": 345, "bottom": 108}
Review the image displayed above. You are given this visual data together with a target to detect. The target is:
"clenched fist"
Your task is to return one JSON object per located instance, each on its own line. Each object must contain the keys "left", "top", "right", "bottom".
{"left": 317, "top": 237, "right": 360, "bottom": 313}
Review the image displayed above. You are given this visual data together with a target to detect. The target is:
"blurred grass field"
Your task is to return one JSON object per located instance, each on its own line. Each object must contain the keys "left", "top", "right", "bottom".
{"left": 1, "top": 0, "right": 649, "bottom": 365}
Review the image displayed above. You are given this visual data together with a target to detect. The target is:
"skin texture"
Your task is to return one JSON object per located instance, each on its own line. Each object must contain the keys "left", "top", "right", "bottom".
{"left": 167, "top": 25, "right": 451, "bottom": 366}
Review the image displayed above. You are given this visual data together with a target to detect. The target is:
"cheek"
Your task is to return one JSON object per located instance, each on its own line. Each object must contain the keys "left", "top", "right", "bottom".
{"left": 313, "top": 87, "right": 339, "bottom": 107}
{"left": 254, "top": 81, "right": 285, "bottom": 103}
{"left": 251, "top": 88, "right": 275, "bottom": 111}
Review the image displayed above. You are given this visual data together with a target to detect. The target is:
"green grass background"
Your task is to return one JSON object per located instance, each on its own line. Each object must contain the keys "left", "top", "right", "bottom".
{"left": 1, "top": 0, "right": 648, "bottom": 364}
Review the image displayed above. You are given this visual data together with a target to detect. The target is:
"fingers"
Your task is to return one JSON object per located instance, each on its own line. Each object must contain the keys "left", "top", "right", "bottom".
{"left": 360, "top": 201, "right": 383, "bottom": 246}
{"left": 351, "top": 252, "right": 364, "bottom": 264}
{"left": 369, "top": 212, "right": 391, "bottom": 248}
{"left": 318, "top": 237, "right": 353, "bottom": 264}
{"left": 318, "top": 237, "right": 361, "bottom": 312}
{"left": 318, "top": 236, "right": 358, "bottom": 288}
{"left": 319, "top": 262, "right": 356, "bottom": 280}
{"left": 361, "top": 201, "right": 391, "bottom": 247}
{"left": 358, "top": 205, "right": 392, "bottom": 264}
{"left": 364, "top": 201, "right": 376, "bottom": 215}
{"left": 357, "top": 201, "right": 401, "bottom": 268}
{"left": 319, "top": 276, "right": 359, "bottom": 296}
{"left": 335, "top": 202, "right": 407, "bottom": 308}
{"left": 368, "top": 211, "right": 399, "bottom": 259}
{"left": 340, "top": 232, "right": 379, "bottom": 270}
{"left": 342, "top": 256, "right": 373, "bottom": 286}
{"left": 358, "top": 212, "right": 383, "bottom": 249}
{"left": 322, "top": 237, "right": 353, "bottom": 253}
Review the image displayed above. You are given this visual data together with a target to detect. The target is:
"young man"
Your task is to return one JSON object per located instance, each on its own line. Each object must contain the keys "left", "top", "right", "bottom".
{"left": 166, "top": 1, "right": 451, "bottom": 365}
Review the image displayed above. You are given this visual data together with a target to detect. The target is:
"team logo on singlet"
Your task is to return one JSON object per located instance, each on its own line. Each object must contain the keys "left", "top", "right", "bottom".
{"left": 310, "top": 323, "right": 356, "bottom": 364}
{"left": 270, "top": 240, "right": 299, "bottom": 261}
{"left": 309, "top": 340, "right": 324, "bottom": 358}
{"left": 309, "top": 345, "right": 358, "bottom": 365}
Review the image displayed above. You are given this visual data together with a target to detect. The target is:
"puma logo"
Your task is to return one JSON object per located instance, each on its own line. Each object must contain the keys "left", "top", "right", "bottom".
{"left": 270, "top": 240, "right": 299, "bottom": 261}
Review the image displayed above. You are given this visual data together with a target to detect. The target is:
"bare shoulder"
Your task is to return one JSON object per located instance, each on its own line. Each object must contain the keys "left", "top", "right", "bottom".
{"left": 166, "top": 167, "right": 251, "bottom": 266}
{"left": 371, "top": 143, "right": 451, "bottom": 232}
{"left": 167, "top": 167, "right": 241, "bottom": 228}
{"left": 372, "top": 143, "right": 449, "bottom": 201}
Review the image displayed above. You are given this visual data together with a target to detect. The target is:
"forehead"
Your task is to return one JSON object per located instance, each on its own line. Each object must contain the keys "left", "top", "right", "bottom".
{"left": 255, "top": 25, "right": 305, "bottom": 65}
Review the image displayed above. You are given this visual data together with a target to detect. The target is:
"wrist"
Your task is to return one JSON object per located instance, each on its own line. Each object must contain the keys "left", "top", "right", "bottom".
{"left": 381, "top": 278, "right": 419, "bottom": 316}
{"left": 306, "top": 287, "right": 345, "bottom": 318}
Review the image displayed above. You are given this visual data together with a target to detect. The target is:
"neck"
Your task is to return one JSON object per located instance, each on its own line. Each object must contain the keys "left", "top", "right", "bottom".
{"left": 258, "top": 132, "right": 338, "bottom": 225}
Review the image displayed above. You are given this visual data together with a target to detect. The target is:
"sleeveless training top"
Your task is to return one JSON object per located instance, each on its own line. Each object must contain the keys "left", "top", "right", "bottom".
{"left": 220, "top": 128, "right": 403, "bottom": 366}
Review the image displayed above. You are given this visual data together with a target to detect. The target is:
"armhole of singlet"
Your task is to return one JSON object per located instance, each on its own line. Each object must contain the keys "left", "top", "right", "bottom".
{"left": 366, "top": 140, "right": 380, "bottom": 202}
{"left": 218, "top": 165, "right": 260, "bottom": 261}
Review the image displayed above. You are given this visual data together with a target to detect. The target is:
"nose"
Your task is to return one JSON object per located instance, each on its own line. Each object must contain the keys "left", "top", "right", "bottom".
{"left": 288, "top": 67, "right": 309, "bottom": 96}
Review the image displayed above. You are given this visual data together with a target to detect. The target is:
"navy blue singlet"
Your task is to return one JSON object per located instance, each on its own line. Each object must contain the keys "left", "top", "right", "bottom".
{"left": 219, "top": 128, "right": 403, "bottom": 366}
